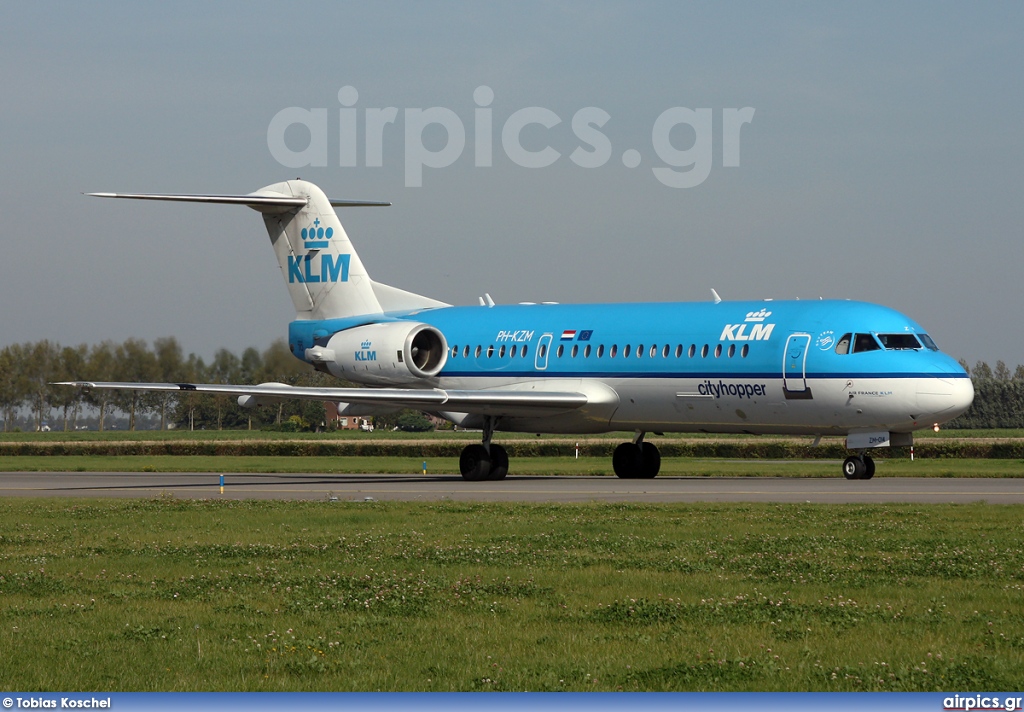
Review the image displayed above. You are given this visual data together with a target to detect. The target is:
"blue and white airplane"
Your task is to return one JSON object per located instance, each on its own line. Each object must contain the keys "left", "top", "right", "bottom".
{"left": 65, "top": 179, "right": 974, "bottom": 481}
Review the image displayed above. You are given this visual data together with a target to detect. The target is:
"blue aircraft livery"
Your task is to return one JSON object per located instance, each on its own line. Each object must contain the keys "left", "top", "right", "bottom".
{"left": 74, "top": 179, "right": 974, "bottom": 482}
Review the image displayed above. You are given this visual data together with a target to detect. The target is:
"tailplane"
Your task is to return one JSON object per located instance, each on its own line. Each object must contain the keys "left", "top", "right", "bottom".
{"left": 88, "top": 180, "right": 443, "bottom": 320}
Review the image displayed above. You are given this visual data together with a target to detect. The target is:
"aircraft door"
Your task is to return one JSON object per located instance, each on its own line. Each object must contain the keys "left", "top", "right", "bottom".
{"left": 535, "top": 333, "right": 553, "bottom": 370}
{"left": 782, "top": 333, "right": 811, "bottom": 394}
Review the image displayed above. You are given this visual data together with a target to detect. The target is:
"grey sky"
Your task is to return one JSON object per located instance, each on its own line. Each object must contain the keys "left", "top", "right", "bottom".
{"left": 1, "top": 1, "right": 1021, "bottom": 368}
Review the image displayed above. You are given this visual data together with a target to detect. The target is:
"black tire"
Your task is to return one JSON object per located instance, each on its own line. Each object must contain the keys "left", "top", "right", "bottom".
{"left": 488, "top": 444, "right": 509, "bottom": 480}
{"left": 842, "top": 456, "right": 866, "bottom": 480}
{"left": 460, "top": 444, "right": 492, "bottom": 481}
{"left": 863, "top": 455, "right": 875, "bottom": 480}
{"left": 613, "top": 442, "right": 642, "bottom": 479}
{"left": 640, "top": 442, "right": 661, "bottom": 479}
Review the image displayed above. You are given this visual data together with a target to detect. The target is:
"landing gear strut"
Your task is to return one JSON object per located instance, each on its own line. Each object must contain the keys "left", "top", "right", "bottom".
{"left": 842, "top": 454, "right": 875, "bottom": 480}
{"left": 613, "top": 432, "right": 661, "bottom": 479}
{"left": 459, "top": 416, "right": 508, "bottom": 481}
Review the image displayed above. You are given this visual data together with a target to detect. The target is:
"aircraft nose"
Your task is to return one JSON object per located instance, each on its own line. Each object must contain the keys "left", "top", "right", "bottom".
{"left": 916, "top": 376, "right": 974, "bottom": 425}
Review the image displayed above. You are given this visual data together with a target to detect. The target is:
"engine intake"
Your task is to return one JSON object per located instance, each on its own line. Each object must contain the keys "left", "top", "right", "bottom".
{"left": 307, "top": 322, "right": 448, "bottom": 385}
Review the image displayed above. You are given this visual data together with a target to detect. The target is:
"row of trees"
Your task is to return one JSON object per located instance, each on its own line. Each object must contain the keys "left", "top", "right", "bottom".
{"left": 1, "top": 338, "right": 1021, "bottom": 431}
{"left": 0, "top": 338, "right": 330, "bottom": 432}
{"left": 947, "top": 360, "right": 1024, "bottom": 429}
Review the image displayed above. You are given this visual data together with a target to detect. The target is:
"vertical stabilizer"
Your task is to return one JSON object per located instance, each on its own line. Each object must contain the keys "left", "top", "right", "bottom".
{"left": 255, "top": 180, "right": 383, "bottom": 320}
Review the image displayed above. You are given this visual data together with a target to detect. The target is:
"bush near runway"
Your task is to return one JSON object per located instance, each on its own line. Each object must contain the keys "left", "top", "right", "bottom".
{"left": 3, "top": 438, "right": 1024, "bottom": 459}
{"left": 0, "top": 499, "right": 1021, "bottom": 691}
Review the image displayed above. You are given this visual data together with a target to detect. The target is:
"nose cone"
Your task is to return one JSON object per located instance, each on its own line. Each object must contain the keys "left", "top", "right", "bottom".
{"left": 917, "top": 375, "right": 974, "bottom": 425}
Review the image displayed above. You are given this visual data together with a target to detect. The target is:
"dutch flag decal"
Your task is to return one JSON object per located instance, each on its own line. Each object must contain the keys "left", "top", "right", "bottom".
{"left": 560, "top": 330, "right": 576, "bottom": 341}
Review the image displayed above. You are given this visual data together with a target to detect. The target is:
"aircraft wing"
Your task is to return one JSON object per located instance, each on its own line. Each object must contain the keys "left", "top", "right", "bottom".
{"left": 55, "top": 381, "right": 589, "bottom": 418}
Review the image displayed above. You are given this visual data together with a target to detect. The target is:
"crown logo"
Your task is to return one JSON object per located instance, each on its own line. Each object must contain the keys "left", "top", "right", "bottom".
{"left": 302, "top": 218, "right": 333, "bottom": 248}
{"left": 360, "top": 340, "right": 373, "bottom": 350}
{"left": 744, "top": 309, "right": 772, "bottom": 322}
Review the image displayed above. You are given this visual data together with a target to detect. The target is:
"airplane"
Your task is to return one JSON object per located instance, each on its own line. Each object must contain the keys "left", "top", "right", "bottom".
{"left": 60, "top": 179, "right": 974, "bottom": 481}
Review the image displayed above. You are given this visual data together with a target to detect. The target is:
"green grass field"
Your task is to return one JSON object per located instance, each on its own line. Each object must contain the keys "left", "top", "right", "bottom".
{"left": 1, "top": 498, "right": 1022, "bottom": 691}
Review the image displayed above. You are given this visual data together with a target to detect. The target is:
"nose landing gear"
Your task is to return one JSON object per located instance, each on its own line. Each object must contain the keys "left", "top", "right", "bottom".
{"left": 842, "top": 454, "right": 875, "bottom": 480}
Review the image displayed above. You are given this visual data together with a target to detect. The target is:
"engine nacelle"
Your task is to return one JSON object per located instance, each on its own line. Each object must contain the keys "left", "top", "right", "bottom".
{"left": 306, "top": 322, "right": 448, "bottom": 385}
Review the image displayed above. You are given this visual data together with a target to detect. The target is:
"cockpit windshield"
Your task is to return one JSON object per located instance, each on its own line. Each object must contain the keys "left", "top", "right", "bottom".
{"left": 878, "top": 333, "right": 922, "bottom": 350}
{"left": 835, "top": 332, "right": 940, "bottom": 354}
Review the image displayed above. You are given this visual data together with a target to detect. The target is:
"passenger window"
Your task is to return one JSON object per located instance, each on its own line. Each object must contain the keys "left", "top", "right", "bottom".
{"left": 498, "top": 345, "right": 506, "bottom": 358}
{"left": 597, "top": 345, "right": 604, "bottom": 358}
{"left": 510, "top": 345, "right": 517, "bottom": 358}
{"left": 584, "top": 345, "right": 591, "bottom": 358}
{"left": 624, "top": 345, "right": 632, "bottom": 358}
{"left": 741, "top": 344, "right": 749, "bottom": 358}
{"left": 451, "top": 346, "right": 458, "bottom": 358}
{"left": 728, "top": 344, "right": 735, "bottom": 357}
{"left": 571, "top": 345, "right": 578, "bottom": 358}
{"left": 688, "top": 344, "right": 696, "bottom": 358}
{"left": 611, "top": 345, "right": 618, "bottom": 358}
{"left": 487, "top": 345, "right": 495, "bottom": 358}
{"left": 538, "top": 344, "right": 546, "bottom": 358}
{"left": 701, "top": 344, "right": 709, "bottom": 358}
{"left": 835, "top": 333, "right": 852, "bottom": 355}
{"left": 475, "top": 345, "right": 482, "bottom": 358}
{"left": 557, "top": 345, "right": 564, "bottom": 358}
{"left": 675, "top": 345, "right": 682, "bottom": 358}
{"left": 637, "top": 344, "right": 644, "bottom": 358}
{"left": 853, "top": 333, "right": 881, "bottom": 353}
{"left": 522, "top": 345, "right": 529, "bottom": 358}
{"left": 714, "top": 344, "right": 722, "bottom": 358}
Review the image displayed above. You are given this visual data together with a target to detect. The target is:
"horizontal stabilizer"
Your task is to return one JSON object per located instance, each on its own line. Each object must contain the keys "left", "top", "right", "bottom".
{"left": 86, "top": 192, "right": 390, "bottom": 212}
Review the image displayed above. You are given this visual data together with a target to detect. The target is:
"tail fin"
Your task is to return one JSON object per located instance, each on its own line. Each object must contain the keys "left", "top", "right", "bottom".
{"left": 89, "top": 180, "right": 402, "bottom": 321}
{"left": 256, "top": 180, "right": 384, "bottom": 320}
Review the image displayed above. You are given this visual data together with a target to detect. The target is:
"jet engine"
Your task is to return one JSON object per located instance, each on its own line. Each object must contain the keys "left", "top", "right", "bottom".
{"left": 304, "top": 321, "right": 448, "bottom": 386}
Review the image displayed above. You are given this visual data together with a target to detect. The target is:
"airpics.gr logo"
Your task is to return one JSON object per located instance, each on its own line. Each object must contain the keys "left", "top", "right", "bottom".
{"left": 355, "top": 339, "right": 376, "bottom": 362}
{"left": 720, "top": 309, "right": 775, "bottom": 342}
{"left": 288, "top": 219, "right": 351, "bottom": 284}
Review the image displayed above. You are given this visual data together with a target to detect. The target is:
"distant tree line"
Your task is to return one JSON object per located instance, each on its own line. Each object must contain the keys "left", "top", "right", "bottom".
{"left": 945, "top": 360, "right": 1024, "bottom": 429}
{"left": 0, "top": 338, "right": 333, "bottom": 432}
{"left": 1, "top": 340, "right": 1021, "bottom": 432}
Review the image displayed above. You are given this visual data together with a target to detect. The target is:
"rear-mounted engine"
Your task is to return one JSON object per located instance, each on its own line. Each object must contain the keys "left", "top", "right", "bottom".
{"left": 304, "top": 322, "right": 448, "bottom": 385}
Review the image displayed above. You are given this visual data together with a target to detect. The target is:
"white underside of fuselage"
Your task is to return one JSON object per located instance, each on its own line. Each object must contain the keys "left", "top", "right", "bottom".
{"left": 431, "top": 375, "right": 972, "bottom": 436}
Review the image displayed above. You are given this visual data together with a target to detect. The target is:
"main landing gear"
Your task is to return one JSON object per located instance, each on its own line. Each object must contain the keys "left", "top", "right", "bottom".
{"left": 459, "top": 416, "right": 508, "bottom": 481}
{"left": 842, "top": 454, "right": 875, "bottom": 480}
{"left": 613, "top": 432, "right": 661, "bottom": 479}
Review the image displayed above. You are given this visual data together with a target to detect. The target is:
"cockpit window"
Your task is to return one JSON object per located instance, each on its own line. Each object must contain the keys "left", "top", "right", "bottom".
{"left": 878, "top": 333, "right": 922, "bottom": 350}
{"left": 919, "top": 334, "right": 939, "bottom": 351}
{"left": 834, "top": 333, "right": 852, "bottom": 355}
{"left": 852, "top": 333, "right": 881, "bottom": 353}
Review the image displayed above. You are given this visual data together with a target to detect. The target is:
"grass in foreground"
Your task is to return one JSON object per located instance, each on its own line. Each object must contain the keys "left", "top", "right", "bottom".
{"left": 0, "top": 498, "right": 1022, "bottom": 691}
{"left": 1, "top": 455, "right": 1023, "bottom": 477}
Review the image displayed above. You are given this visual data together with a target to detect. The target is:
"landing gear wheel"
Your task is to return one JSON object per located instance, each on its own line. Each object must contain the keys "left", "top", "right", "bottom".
{"left": 639, "top": 442, "right": 661, "bottom": 479}
{"left": 863, "top": 455, "right": 875, "bottom": 480}
{"left": 460, "top": 444, "right": 492, "bottom": 481}
{"left": 843, "top": 456, "right": 866, "bottom": 480}
{"left": 613, "top": 442, "right": 642, "bottom": 479}
{"left": 488, "top": 444, "right": 509, "bottom": 480}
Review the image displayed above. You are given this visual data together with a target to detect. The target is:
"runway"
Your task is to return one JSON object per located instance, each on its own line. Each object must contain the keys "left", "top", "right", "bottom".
{"left": 0, "top": 472, "right": 1021, "bottom": 504}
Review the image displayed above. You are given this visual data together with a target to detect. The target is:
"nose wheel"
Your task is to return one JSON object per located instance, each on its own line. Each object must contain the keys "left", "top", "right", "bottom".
{"left": 613, "top": 432, "right": 661, "bottom": 479}
{"left": 842, "top": 455, "right": 875, "bottom": 480}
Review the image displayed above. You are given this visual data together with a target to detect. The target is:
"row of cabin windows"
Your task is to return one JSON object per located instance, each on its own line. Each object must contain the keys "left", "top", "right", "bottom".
{"left": 449, "top": 342, "right": 752, "bottom": 360}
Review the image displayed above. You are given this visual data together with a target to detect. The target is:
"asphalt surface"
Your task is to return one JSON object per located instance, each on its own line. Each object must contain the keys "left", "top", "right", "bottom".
{"left": 0, "top": 472, "right": 1021, "bottom": 503}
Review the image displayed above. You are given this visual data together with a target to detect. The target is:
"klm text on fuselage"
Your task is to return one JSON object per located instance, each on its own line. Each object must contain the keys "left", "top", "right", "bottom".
{"left": 288, "top": 254, "right": 351, "bottom": 283}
